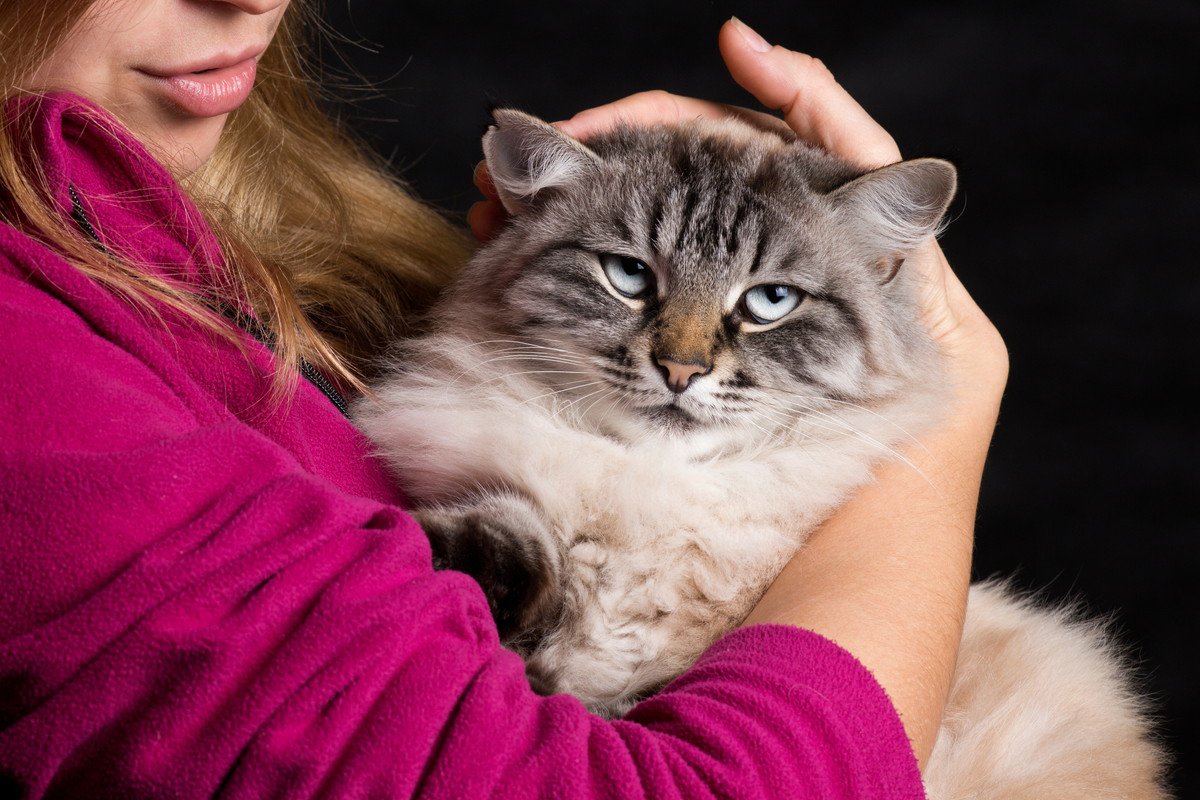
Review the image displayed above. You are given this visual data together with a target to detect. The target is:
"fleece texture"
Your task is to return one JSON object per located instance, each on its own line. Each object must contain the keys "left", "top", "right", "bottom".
{"left": 0, "top": 93, "right": 924, "bottom": 799}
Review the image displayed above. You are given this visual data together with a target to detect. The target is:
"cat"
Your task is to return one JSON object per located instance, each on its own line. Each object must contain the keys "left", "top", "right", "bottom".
{"left": 354, "top": 109, "right": 1166, "bottom": 798}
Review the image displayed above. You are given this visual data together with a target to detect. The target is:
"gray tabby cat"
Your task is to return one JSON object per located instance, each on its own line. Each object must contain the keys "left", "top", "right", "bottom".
{"left": 355, "top": 110, "right": 1165, "bottom": 798}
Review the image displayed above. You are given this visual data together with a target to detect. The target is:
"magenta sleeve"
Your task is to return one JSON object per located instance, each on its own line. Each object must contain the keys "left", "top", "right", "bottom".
{"left": 0, "top": 261, "right": 924, "bottom": 799}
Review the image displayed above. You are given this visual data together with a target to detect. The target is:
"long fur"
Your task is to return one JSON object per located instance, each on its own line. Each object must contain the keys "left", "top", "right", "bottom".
{"left": 356, "top": 112, "right": 1166, "bottom": 797}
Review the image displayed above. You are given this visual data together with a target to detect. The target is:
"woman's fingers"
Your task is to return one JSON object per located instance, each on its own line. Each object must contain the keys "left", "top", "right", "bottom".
{"left": 467, "top": 199, "right": 506, "bottom": 242}
{"left": 555, "top": 90, "right": 720, "bottom": 137}
{"left": 718, "top": 18, "right": 901, "bottom": 169}
{"left": 555, "top": 90, "right": 791, "bottom": 140}
{"left": 473, "top": 161, "right": 498, "bottom": 200}
{"left": 469, "top": 160, "right": 508, "bottom": 241}
{"left": 554, "top": 20, "right": 899, "bottom": 170}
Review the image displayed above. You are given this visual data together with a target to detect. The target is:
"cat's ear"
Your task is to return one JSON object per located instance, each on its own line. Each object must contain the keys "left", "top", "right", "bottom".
{"left": 829, "top": 158, "right": 957, "bottom": 279}
{"left": 482, "top": 108, "right": 602, "bottom": 215}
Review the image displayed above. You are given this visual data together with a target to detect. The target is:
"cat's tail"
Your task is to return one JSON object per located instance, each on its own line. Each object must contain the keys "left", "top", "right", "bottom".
{"left": 922, "top": 580, "right": 1169, "bottom": 800}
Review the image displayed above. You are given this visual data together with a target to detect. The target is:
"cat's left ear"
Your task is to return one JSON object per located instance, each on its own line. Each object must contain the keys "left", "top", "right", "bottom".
{"left": 828, "top": 158, "right": 957, "bottom": 280}
{"left": 483, "top": 108, "right": 603, "bottom": 215}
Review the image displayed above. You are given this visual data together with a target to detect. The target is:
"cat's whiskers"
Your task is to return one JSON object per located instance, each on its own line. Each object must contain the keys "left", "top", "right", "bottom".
{"left": 493, "top": 371, "right": 599, "bottom": 396}
{"left": 752, "top": 403, "right": 836, "bottom": 453}
{"left": 441, "top": 355, "right": 574, "bottom": 385}
{"left": 472, "top": 352, "right": 587, "bottom": 370}
{"left": 738, "top": 413, "right": 791, "bottom": 450}
{"left": 445, "top": 337, "right": 585, "bottom": 359}
{"left": 444, "top": 338, "right": 591, "bottom": 364}
{"left": 523, "top": 380, "right": 612, "bottom": 409}
{"left": 594, "top": 387, "right": 633, "bottom": 432}
{"left": 595, "top": 367, "right": 662, "bottom": 402}
{"left": 502, "top": 368, "right": 594, "bottom": 379}
{"left": 705, "top": 396, "right": 759, "bottom": 420}
{"left": 579, "top": 386, "right": 621, "bottom": 423}
{"left": 450, "top": 351, "right": 591, "bottom": 385}
{"left": 766, "top": 398, "right": 861, "bottom": 438}
{"left": 465, "top": 351, "right": 610, "bottom": 403}
{"left": 777, "top": 392, "right": 926, "bottom": 453}
{"left": 556, "top": 384, "right": 617, "bottom": 421}
{"left": 762, "top": 396, "right": 932, "bottom": 486}
{"left": 765, "top": 396, "right": 887, "bottom": 446}
{"left": 468, "top": 359, "right": 595, "bottom": 381}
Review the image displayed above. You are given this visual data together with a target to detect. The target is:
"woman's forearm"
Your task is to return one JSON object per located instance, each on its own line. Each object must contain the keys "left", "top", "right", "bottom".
{"left": 743, "top": 384, "right": 1002, "bottom": 768}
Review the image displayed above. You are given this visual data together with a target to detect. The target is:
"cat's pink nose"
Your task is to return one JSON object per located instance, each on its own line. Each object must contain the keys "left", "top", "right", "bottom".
{"left": 655, "top": 357, "right": 711, "bottom": 394}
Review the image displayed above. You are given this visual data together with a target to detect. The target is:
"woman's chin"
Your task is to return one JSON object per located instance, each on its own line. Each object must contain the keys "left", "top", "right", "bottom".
{"left": 124, "top": 109, "right": 228, "bottom": 176}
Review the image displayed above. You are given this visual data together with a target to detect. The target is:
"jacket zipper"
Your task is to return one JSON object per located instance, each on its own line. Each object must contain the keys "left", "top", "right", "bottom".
{"left": 68, "top": 183, "right": 351, "bottom": 418}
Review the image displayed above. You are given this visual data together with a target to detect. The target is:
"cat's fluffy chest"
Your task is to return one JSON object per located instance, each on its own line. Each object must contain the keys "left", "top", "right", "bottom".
{"left": 357, "top": 332, "right": 925, "bottom": 713}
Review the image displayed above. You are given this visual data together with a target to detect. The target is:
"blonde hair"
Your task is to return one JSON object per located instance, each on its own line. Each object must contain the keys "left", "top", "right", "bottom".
{"left": 0, "top": 0, "right": 471, "bottom": 396}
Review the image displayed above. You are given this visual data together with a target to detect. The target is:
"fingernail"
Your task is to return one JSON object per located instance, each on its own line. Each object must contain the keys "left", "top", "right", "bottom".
{"left": 730, "top": 17, "right": 771, "bottom": 53}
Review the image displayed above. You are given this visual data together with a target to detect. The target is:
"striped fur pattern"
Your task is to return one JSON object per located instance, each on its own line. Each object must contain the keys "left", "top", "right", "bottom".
{"left": 355, "top": 111, "right": 1166, "bottom": 797}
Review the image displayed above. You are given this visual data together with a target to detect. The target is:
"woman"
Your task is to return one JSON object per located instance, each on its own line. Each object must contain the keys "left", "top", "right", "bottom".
{"left": 0, "top": 1, "right": 1006, "bottom": 797}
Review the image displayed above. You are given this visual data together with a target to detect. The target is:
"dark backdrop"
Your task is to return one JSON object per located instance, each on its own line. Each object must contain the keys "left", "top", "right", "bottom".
{"left": 318, "top": 1, "right": 1199, "bottom": 794}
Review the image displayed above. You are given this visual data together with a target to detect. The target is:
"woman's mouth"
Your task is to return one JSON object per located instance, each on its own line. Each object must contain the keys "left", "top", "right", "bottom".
{"left": 139, "top": 53, "right": 261, "bottom": 118}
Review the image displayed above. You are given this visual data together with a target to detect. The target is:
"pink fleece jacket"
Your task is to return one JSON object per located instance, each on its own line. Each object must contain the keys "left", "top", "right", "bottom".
{"left": 0, "top": 93, "right": 925, "bottom": 799}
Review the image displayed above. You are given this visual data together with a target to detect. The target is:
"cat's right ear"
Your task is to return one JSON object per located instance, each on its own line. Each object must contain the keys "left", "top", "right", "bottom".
{"left": 828, "top": 158, "right": 957, "bottom": 280}
{"left": 483, "top": 108, "right": 602, "bottom": 215}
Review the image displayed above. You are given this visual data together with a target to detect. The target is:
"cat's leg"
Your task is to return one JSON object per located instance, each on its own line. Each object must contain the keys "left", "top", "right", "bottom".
{"left": 922, "top": 582, "right": 1167, "bottom": 800}
{"left": 414, "top": 492, "right": 563, "bottom": 645}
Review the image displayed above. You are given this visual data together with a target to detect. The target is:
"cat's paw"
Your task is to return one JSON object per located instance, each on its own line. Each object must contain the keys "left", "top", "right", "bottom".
{"left": 414, "top": 495, "right": 561, "bottom": 644}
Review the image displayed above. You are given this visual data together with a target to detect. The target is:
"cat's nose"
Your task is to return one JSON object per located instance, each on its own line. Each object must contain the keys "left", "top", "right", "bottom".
{"left": 655, "top": 357, "right": 711, "bottom": 394}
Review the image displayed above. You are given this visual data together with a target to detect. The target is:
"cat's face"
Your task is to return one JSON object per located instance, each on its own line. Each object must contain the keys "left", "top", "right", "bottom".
{"left": 458, "top": 111, "right": 955, "bottom": 439}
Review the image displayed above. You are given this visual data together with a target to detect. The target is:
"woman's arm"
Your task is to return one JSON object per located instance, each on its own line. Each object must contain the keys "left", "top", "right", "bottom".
{"left": 744, "top": 358, "right": 1003, "bottom": 768}
{"left": 479, "top": 18, "right": 1009, "bottom": 768}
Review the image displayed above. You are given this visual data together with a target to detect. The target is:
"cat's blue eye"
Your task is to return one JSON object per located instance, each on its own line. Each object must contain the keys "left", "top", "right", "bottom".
{"left": 742, "top": 284, "right": 803, "bottom": 324}
{"left": 600, "top": 254, "right": 653, "bottom": 298}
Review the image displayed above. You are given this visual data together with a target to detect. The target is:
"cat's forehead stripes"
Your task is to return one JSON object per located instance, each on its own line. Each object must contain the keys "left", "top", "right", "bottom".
{"left": 601, "top": 132, "right": 828, "bottom": 299}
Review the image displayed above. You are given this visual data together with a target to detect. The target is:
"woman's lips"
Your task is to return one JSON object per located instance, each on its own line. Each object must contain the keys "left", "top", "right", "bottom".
{"left": 141, "top": 56, "right": 259, "bottom": 117}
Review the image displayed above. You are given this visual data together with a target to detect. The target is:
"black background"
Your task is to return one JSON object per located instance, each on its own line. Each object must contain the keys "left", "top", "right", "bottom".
{"left": 318, "top": 1, "right": 1199, "bottom": 793}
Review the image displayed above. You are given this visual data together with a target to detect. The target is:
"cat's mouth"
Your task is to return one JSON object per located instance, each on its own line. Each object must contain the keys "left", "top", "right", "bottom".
{"left": 643, "top": 403, "right": 698, "bottom": 429}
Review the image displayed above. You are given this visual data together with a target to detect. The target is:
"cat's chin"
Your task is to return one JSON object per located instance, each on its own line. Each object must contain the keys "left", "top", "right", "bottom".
{"left": 640, "top": 403, "right": 700, "bottom": 430}
{"left": 581, "top": 397, "right": 731, "bottom": 447}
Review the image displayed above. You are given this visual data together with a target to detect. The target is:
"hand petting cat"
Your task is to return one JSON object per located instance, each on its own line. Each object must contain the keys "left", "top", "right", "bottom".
{"left": 462, "top": 17, "right": 1009, "bottom": 768}
{"left": 469, "top": 17, "right": 1007, "bottom": 413}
